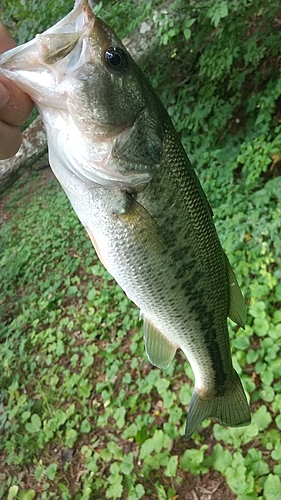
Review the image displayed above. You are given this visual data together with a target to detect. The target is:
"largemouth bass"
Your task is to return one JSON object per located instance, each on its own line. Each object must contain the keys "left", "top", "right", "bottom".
{"left": 0, "top": 0, "right": 251, "bottom": 438}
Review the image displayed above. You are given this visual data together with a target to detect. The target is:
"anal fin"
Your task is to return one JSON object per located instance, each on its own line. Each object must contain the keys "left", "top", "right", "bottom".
{"left": 143, "top": 315, "right": 177, "bottom": 369}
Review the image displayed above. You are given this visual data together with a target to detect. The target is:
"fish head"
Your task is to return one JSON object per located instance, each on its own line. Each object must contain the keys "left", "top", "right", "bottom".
{"left": 0, "top": 0, "right": 164, "bottom": 188}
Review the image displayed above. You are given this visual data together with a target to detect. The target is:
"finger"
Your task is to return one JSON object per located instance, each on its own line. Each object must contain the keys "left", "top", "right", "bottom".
{"left": 0, "top": 81, "right": 10, "bottom": 107}
{"left": 0, "top": 120, "right": 22, "bottom": 159}
{"left": 0, "top": 22, "right": 34, "bottom": 125}
{"left": 0, "top": 21, "right": 16, "bottom": 52}
{"left": 0, "top": 75, "right": 34, "bottom": 126}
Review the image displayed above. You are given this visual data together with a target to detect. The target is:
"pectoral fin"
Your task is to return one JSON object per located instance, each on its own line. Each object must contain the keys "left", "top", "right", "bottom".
{"left": 116, "top": 193, "right": 163, "bottom": 251}
{"left": 225, "top": 255, "right": 246, "bottom": 328}
{"left": 143, "top": 316, "right": 177, "bottom": 369}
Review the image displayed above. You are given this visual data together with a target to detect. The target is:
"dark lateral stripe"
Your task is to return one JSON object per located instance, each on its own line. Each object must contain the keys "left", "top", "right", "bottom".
{"left": 201, "top": 311, "right": 228, "bottom": 396}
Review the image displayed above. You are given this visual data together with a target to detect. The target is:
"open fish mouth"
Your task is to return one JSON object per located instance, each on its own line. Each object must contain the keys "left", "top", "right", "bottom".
{"left": 0, "top": 0, "right": 95, "bottom": 103}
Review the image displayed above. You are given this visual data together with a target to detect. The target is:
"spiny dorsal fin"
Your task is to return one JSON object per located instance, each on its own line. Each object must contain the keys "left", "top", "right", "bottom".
{"left": 225, "top": 255, "right": 246, "bottom": 329}
{"left": 143, "top": 315, "right": 177, "bottom": 369}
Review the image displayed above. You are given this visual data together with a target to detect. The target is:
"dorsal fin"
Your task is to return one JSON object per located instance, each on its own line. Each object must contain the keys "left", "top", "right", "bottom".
{"left": 225, "top": 255, "right": 246, "bottom": 328}
{"left": 143, "top": 315, "right": 177, "bottom": 369}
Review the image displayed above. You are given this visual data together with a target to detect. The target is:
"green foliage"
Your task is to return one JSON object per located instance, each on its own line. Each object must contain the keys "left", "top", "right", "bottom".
{"left": 1, "top": 0, "right": 73, "bottom": 43}
{"left": 148, "top": 0, "right": 281, "bottom": 192}
{"left": 1, "top": 0, "right": 152, "bottom": 43}
{"left": 0, "top": 0, "right": 281, "bottom": 498}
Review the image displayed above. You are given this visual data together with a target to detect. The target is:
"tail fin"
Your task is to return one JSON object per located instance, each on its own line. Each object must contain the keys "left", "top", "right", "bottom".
{"left": 185, "top": 371, "right": 251, "bottom": 439}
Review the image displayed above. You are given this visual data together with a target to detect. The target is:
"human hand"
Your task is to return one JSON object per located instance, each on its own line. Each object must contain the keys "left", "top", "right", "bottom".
{"left": 0, "top": 22, "right": 34, "bottom": 160}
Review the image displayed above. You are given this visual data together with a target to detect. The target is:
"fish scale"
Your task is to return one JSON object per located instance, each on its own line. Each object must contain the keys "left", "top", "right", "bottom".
{"left": 0, "top": 0, "right": 251, "bottom": 438}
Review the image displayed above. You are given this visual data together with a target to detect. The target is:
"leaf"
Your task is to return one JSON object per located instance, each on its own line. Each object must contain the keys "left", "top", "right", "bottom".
{"left": 65, "top": 428, "right": 78, "bottom": 448}
{"left": 56, "top": 339, "right": 65, "bottom": 356}
{"left": 120, "top": 452, "right": 134, "bottom": 475}
{"left": 211, "top": 443, "right": 232, "bottom": 473}
{"left": 100, "top": 447, "right": 112, "bottom": 462}
{"left": 179, "top": 383, "right": 192, "bottom": 405}
{"left": 271, "top": 442, "right": 281, "bottom": 461}
{"left": 7, "top": 486, "right": 19, "bottom": 500}
{"left": 35, "top": 465, "right": 43, "bottom": 481}
{"left": 152, "top": 430, "right": 170, "bottom": 453}
{"left": 107, "top": 442, "right": 122, "bottom": 461}
{"left": 260, "top": 385, "right": 275, "bottom": 403}
{"left": 114, "top": 407, "right": 126, "bottom": 429}
{"left": 80, "top": 419, "right": 91, "bottom": 434}
{"left": 106, "top": 465, "right": 123, "bottom": 499}
{"left": 135, "top": 484, "right": 145, "bottom": 498}
{"left": 87, "top": 288, "right": 97, "bottom": 301}
{"left": 232, "top": 336, "right": 250, "bottom": 350}
{"left": 106, "top": 482, "right": 123, "bottom": 499}
{"left": 165, "top": 455, "right": 178, "bottom": 477}
{"left": 139, "top": 430, "right": 169, "bottom": 460}
{"left": 45, "top": 463, "right": 58, "bottom": 481}
{"left": 225, "top": 452, "right": 251, "bottom": 495}
{"left": 263, "top": 474, "right": 281, "bottom": 500}
{"left": 183, "top": 28, "right": 191, "bottom": 40}
{"left": 253, "top": 405, "right": 272, "bottom": 431}
{"left": 254, "top": 317, "right": 269, "bottom": 336}
{"left": 248, "top": 301, "right": 266, "bottom": 318}
{"left": 54, "top": 408, "right": 68, "bottom": 427}
{"left": 180, "top": 446, "right": 207, "bottom": 475}
{"left": 21, "top": 410, "right": 31, "bottom": 423}
{"left": 122, "top": 423, "right": 138, "bottom": 440}
{"left": 139, "top": 438, "right": 155, "bottom": 460}
{"left": 18, "top": 490, "right": 36, "bottom": 500}
{"left": 155, "top": 378, "right": 170, "bottom": 394}
{"left": 275, "top": 414, "right": 281, "bottom": 431}
{"left": 25, "top": 413, "right": 42, "bottom": 433}
{"left": 210, "top": 1, "right": 228, "bottom": 28}
{"left": 219, "top": 1, "right": 228, "bottom": 19}
{"left": 86, "top": 456, "right": 99, "bottom": 473}
{"left": 245, "top": 449, "right": 269, "bottom": 477}
{"left": 68, "top": 285, "right": 78, "bottom": 295}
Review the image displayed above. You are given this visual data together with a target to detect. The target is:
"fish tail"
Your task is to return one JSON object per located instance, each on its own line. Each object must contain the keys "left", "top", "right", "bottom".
{"left": 185, "top": 371, "right": 251, "bottom": 439}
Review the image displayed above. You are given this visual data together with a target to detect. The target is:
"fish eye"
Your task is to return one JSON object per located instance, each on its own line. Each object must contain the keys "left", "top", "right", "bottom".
{"left": 104, "top": 46, "right": 127, "bottom": 71}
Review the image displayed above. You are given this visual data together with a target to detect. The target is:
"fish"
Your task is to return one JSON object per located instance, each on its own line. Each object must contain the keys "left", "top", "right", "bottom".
{"left": 0, "top": 0, "right": 251, "bottom": 438}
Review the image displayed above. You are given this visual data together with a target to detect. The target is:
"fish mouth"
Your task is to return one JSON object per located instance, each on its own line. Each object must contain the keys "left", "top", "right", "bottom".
{"left": 0, "top": 0, "right": 96, "bottom": 103}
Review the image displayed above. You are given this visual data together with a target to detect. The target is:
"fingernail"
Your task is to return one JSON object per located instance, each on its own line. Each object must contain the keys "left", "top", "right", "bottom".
{"left": 0, "top": 82, "right": 11, "bottom": 108}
